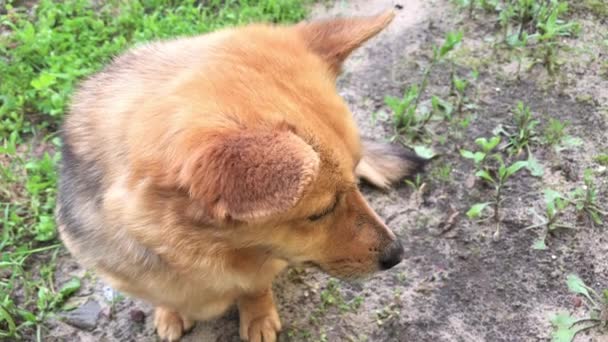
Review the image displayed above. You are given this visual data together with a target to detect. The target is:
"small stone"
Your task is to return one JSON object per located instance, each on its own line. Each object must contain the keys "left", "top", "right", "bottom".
{"left": 62, "top": 299, "right": 102, "bottom": 331}
{"left": 129, "top": 309, "right": 146, "bottom": 324}
{"left": 464, "top": 174, "right": 476, "bottom": 189}
{"left": 101, "top": 306, "right": 112, "bottom": 320}
{"left": 103, "top": 285, "right": 117, "bottom": 302}
{"left": 492, "top": 231, "right": 500, "bottom": 242}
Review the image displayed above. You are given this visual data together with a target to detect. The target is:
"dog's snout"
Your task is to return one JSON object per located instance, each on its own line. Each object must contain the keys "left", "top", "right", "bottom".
{"left": 378, "top": 239, "right": 404, "bottom": 270}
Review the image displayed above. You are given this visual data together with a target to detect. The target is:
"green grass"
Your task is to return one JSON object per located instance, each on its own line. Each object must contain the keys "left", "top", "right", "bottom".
{"left": 0, "top": 0, "right": 309, "bottom": 339}
{"left": 595, "top": 153, "right": 608, "bottom": 166}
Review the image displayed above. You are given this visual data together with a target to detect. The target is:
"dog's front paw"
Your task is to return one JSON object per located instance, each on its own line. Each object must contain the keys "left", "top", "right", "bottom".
{"left": 154, "top": 307, "right": 194, "bottom": 341}
{"left": 238, "top": 289, "right": 281, "bottom": 342}
{"left": 242, "top": 313, "right": 281, "bottom": 342}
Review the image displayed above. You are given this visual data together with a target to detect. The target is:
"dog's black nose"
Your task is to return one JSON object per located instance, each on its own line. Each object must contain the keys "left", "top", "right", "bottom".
{"left": 379, "top": 239, "right": 404, "bottom": 270}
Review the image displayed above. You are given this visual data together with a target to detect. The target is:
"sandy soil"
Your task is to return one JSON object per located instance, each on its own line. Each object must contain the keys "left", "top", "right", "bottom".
{"left": 45, "top": 0, "right": 608, "bottom": 341}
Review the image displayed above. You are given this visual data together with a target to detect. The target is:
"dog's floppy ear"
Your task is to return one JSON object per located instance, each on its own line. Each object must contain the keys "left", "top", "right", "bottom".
{"left": 296, "top": 10, "right": 395, "bottom": 75}
{"left": 172, "top": 124, "right": 320, "bottom": 222}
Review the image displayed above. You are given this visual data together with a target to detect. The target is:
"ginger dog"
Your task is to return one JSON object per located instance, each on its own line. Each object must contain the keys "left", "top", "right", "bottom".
{"left": 56, "top": 9, "right": 425, "bottom": 341}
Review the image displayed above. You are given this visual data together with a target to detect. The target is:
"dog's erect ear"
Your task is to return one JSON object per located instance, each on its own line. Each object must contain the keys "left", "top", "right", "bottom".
{"left": 296, "top": 10, "right": 395, "bottom": 75}
{"left": 173, "top": 124, "right": 320, "bottom": 222}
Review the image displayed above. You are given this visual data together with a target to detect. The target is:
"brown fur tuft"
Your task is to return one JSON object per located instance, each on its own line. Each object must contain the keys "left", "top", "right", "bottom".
{"left": 356, "top": 140, "right": 427, "bottom": 189}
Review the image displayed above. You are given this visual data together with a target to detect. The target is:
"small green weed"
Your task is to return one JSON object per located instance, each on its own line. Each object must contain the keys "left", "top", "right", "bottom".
{"left": 549, "top": 274, "right": 607, "bottom": 342}
{"left": 449, "top": 69, "right": 478, "bottom": 115}
{"left": 526, "top": 170, "right": 606, "bottom": 249}
{"left": 460, "top": 135, "right": 501, "bottom": 168}
{"left": 310, "top": 279, "right": 364, "bottom": 325}
{"left": 431, "top": 95, "right": 454, "bottom": 121}
{"left": 405, "top": 174, "right": 426, "bottom": 192}
{"left": 531, "top": 1, "right": 579, "bottom": 75}
{"left": 495, "top": 101, "right": 539, "bottom": 156}
{"left": 544, "top": 118, "right": 568, "bottom": 146}
{"left": 469, "top": 157, "right": 528, "bottom": 240}
{"left": 458, "top": 114, "right": 475, "bottom": 129}
{"left": 431, "top": 163, "right": 453, "bottom": 183}
{"left": 386, "top": 31, "right": 463, "bottom": 141}
{"left": 542, "top": 118, "right": 582, "bottom": 152}
{"left": 375, "top": 302, "right": 401, "bottom": 327}
{"left": 571, "top": 170, "right": 607, "bottom": 228}
{"left": 594, "top": 153, "right": 608, "bottom": 166}
{"left": 454, "top": 0, "right": 579, "bottom": 76}
{"left": 510, "top": 101, "right": 539, "bottom": 155}
{"left": 462, "top": 136, "right": 532, "bottom": 240}
{"left": 525, "top": 189, "right": 573, "bottom": 250}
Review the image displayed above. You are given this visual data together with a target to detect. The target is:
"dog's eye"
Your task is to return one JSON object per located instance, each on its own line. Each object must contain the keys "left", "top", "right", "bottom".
{"left": 307, "top": 197, "right": 339, "bottom": 222}
{"left": 307, "top": 211, "right": 330, "bottom": 222}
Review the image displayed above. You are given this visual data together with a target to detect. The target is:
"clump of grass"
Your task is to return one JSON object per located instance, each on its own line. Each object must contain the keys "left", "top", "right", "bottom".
{"left": 0, "top": 0, "right": 309, "bottom": 136}
{"left": 0, "top": 0, "right": 310, "bottom": 340}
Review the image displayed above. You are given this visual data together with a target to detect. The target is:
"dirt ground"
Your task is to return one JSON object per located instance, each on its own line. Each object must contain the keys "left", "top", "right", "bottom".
{"left": 45, "top": 0, "right": 608, "bottom": 341}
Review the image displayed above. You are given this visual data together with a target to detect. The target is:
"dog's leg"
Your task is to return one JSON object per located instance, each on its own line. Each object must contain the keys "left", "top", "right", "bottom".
{"left": 154, "top": 306, "right": 195, "bottom": 341}
{"left": 356, "top": 139, "right": 427, "bottom": 189}
{"left": 237, "top": 288, "right": 281, "bottom": 342}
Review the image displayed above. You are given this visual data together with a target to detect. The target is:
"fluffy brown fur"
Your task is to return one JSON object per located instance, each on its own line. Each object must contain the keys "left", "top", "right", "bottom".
{"left": 56, "top": 10, "right": 425, "bottom": 342}
{"left": 356, "top": 139, "right": 426, "bottom": 189}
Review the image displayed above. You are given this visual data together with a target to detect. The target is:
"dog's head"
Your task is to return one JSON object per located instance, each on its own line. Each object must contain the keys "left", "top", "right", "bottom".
{"left": 161, "top": 10, "right": 403, "bottom": 279}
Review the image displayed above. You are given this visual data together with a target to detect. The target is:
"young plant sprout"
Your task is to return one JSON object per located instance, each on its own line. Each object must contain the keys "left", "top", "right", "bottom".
{"left": 550, "top": 274, "right": 607, "bottom": 342}
{"left": 524, "top": 189, "right": 573, "bottom": 250}
{"left": 526, "top": 171, "right": 606, "bottom": 249}
{"left": 571, "top": 170, "right": 607, "bottom": 228}
{"left": 386, "top": 31, "right": 463, "bottom": 141}
{"left": 454, "top": 0, "right": 579, "bottom": 76}
{"left": 510, "top": 101, "right": 539, "bottom": 155}
{"left": 462, "top": 136, "right": 528, "bottom": 240}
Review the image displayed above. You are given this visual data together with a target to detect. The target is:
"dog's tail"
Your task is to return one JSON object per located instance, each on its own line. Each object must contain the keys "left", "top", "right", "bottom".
{"left": 356, "top": 140, "right": 428, "bottom": 189}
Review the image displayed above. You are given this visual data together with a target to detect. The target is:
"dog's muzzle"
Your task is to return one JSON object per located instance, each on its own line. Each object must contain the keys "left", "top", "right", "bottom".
{"left": 378, "top": 239, "right": 404, "bottom": 270}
